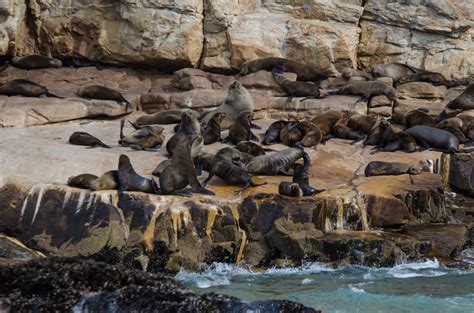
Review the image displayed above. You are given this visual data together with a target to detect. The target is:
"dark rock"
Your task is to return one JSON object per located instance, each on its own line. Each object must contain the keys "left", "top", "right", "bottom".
{"left": 0, "top": 257, "right": 318, "bottom": 312}
{"left": 442, "top": 153, "right": 474, "bottom": 196}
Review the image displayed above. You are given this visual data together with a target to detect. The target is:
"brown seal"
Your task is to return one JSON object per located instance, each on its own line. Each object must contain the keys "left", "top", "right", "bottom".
{"left": 226, "top": 110, "right": 257, "bottom": 145}
{"left": 279, "top": 122, "right": 303, "bottom": 147}
{"left": 90, "top": 170, "right": 119, "bottom": 191}
{"left": 365, "top": 160, "right": 432, "bottom": 177}
{"left": 203, "top": 147, "right": 266, "bottom": 194}
{"left": 239, "top": 57, "right": 328, "bottom": 81}
{"left": 297, "top": 120, "right": 323, "bottom": 147}
{"left": 11, "top": 55, "right": 62, "bottom": 69}
{"left": 69, "top": 132, "right": 111, "bottom": 148}
{"left": 341, "top": 68, "right": 373, "bottom": 80}
{"left": 368, "top": 120, "right": 417, "bottom": 153}
{"left": 119, "top": 119, "right": 164, "bottom": 151}
{"left": 262, "top": 120, "right": 289, "bottom": 145}
{"left": 371, "top": 63, "right": 424, "bottom": 82}
{"left": 392, "top": 109, "right": 436, "bottom": 128}
{"left": 67, "top": 174, "right": 98, "bottom": 189}
{"left": 333, "top": 81, "right": 397, "bottom": 102}
{"left": 397, "top": 72, "right": 470, "bottom": 88}
{"left": 166, "top": 109, "right": 201, "bottom": 155}
{"left": 278, "top": 182, "right": 303, "bottom": 197}
{"left": 160, "top": 136, "right": 214, "bottom": 195}
{"left": 134, "top": 109, "right": 192, "bottom": 126}
{"left": 0, "top": 79, "right": 62, "bottom": 98}
{"left": 436, "top": 118, "right": 467, "bottom": 143}
{"left": 202, "top": 81, "right": 254, "bottom": 129}
{"left": 272, "top": 67, "right": 320, "bottom": 99}
{"left": 311, "top": 110, "right": 343, "bottom": 138}
{"left": 347, "top": 113, "right": 379, "bottom": 135}
{"left": 245, "top": 148, "right": 310, "bottom": 176}
{"left": 331, "top": 119, "right": 365, "bottom": 142}
{"left": 203, "top": 112, "right": 226, "bottom": 145}
{"left": 77, "top": 85, "right": 132, "bottom": 109}
{"left": 236, "top": 141, "right": 266, "bottom": 156}
{"left": 117, "top": 154, "right": 159, "bottom": 194}
{"left": 446, "top": 84, "right": 474, "bottom": 110}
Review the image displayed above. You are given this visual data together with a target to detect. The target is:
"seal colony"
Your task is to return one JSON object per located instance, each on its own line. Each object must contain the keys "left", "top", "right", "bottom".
{"left": 2, "top": 54, "right": 473, "bottom": 197}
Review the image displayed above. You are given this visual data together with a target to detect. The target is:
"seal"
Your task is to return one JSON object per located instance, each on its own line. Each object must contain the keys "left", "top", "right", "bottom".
{"left": 396, "top": 72, "right": 470, "bottom": 88}
{"left": 391, "top": 109, "right": 436, "bottom": 128}
{"left": 245, "top": 148, "right": 310, "bottom": 176}
{"left": 262, "top": 120, "right": 289, "bottom": 145}
{"left": 436, "top": 118, "right": 467, "bottom": 143}
{"left": 226, "top": 110, "right": 257, "bottom": 145}
{"left": 297, "top": 120, "right": 323, "bottom": 147}
{"left": 311, "top": 110, "right": 343, "bottom": 138}
{"left": 366, "top": 119, "right": 417, "bottom": 152}
{"left": 365, "top": 160, "right": 432, "bottom": 177}
{"left": 11, "top": 55, "right": 62, "bottom": 69}
{"left": 272, "top": 67, "right": 320, "bottom": 100}
{"left": 166, "top": 109, "right": 201, "bottom": 155}
{"left": 203, "top": 148, "right": 266, "bottom": 194}
{"left": 341, "top": 68, "right": 373, "bottom": 80}
{"left": 406, "top": 125, "right": 459, "bottom": 152}
{"left": 203, "top": 112, "right": 226, "bottom": 145}
{"left": 67, "top": 174, "right": 98, "bottom": 189}
{"left": 371, "top": 63, "right": 424, "bottom": 82}
{"left": 239, "top": 57, "right": 328, "bottom": 82}
{"left": 69, "top": 131, "right": 111, "bottom": 148}
{"left": 279, "top": 122, "right": 303, "bottom": 147}
{"left": 291, "top": 163, "right": 325, "bottom": 196}
{"left": 347, "top": 113, "right": 378, "bottom": 135}
{"left": 236, "top": 141, "right": 266, "bottom": 156}
{"left": 278, "top": 182, "right": 303, "bottom": 197}
{"left": 119, "top": 119, "right": 164, "bottom": 151}
{"left": 117, "top": 154, "right": 159, "bottom": 194}
{"left": 90, "top": 170, "right": 119, "bottom": 191}
{"left": 202, "top": 81, "right": 254, "bottom": 129}
{"left": 331, "top": 120, "right": 365, "bottom": 142}
{"left": 160, "top": 136, "right": 214, "bottom": 195}
{"left": 77, "top": 85, "right": 132, "bottom": 109}
{"left": 446, "top": 84, "right": 474, "bottom": 110}
{"left": 0, "top": 79, "right": 62, "bottom": 98}
{"left": 134, "top": 109, "right": 190, "bottom": 126}
{"left": 333, "top": 81, "right": 397, "bottom": 102}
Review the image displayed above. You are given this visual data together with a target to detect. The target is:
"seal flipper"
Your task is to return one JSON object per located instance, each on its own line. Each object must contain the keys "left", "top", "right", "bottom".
{"left": 119, "top": 118, "right": 126, "bottom": 140}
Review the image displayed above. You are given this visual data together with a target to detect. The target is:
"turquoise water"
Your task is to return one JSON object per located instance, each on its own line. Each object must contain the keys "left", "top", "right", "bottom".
{"left": 176, "top": 254, "right": 474, "bottom": 312}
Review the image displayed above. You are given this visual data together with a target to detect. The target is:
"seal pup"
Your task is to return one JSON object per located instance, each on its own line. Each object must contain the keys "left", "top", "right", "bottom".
{"left": 0, "top": 79, "right": 62, "bottom": 98}
{"left": 225, "top": 110, "right": 258, "bottom": 145}
{"left": 69, "top": 131, "right": 111, "bottom": 148}
{"left": 203, "top": 148, "right": 266, "bottom": 194}
{"left": 371, "top": 63, "right": 424, "bottom": 82}
{"left": 262, "top": 120, "right": 289, "bottom": 145}
{"left": 365, "top": 160, "right": 432, "bottom": 177}
{"left": 11, "top": 55, "right": 62, "bottom": 69}
{"left": 202, "top": 81, "right": 254, "bottom": 129}
{"left": 278, "top": 182, "right": 303, "bottom": 197}
{"left": 297, "top": 120, "right": 323, "bottom": 147}
{"left": 331, "top": 120, "right": 365, "bottom": 143}
{"left": 239, "top": 57, "right": 328, "bottom": 82}
{"left": 272, "top": 67, "right": 320, "bottom": 101}
{"left": 67, "top": 174, "right": 98, "bottom": 189}
{"left": 203, "top": 112, "right": 226, "bottom": 145}
{"left": 77, "top": 85, "right": 132, "bottom": 109}
{"left": 291, "top": 163, "right": 325, "bottom": 196}
{"left": 236, "top": 141, "right": 266, "bottom": 156}
{"left": 341, "top": 68, "right": 373, "bottom": 80}
{"left": 245, "top": 148, "right": 310, "bottom": 176}
{"left": 119, "top": 119, "right": 164, "bottom": 151}
{"left": 134, "top": 109, "right": 189, "bottom": 126}
{"left": 117, "top": 155, "right": 159, "bottom": 194}
{"left": 160, "top": 137, "right": 214, "bottom": 195}
{"left": 279, "top": 122, "right": 303, "bottom": 147}
{"left": 311, "top": 110, "right": 343, "bottom": 140}
{"left": 166, "top": 109, "right": 201, "bottom": 155}
{"left": 406, "top": 125, "right": 459, "bottom": 152}
{"left": 347, "top": 113, "right": 379, "bottom": 135}
{"left": 446, "top": 84, "right": 474, "bottom": 110}
{"left": 90, "top": 170, "right": 119, "bottom": 191}
{"left": 331, "top": 81, "right": 397, "bottom": 102}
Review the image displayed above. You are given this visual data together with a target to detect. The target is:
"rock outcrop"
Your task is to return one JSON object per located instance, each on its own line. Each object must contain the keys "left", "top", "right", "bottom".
{"left": 1, "top": 1, "right": 472, "bottom": 78}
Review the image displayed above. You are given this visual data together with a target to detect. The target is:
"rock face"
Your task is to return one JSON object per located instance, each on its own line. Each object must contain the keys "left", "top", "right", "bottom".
{"left": 1, "top": 1, "right": 472, "bottom": 78}
{"left": 0, "top": 257, "right": 318, "bottom": 312}
{"left": 441, "top": 153, "right": 474, "bottom": 197}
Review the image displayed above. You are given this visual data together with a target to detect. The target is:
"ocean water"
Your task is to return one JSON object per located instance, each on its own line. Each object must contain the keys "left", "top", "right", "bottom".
{"left": 176, "top": 255, "right": 474, "bottom": 312}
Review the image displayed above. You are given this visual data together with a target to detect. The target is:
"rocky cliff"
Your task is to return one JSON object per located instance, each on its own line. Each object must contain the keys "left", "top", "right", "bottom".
{"left": 1, "top": 1, "right": 473, "bottom": 78}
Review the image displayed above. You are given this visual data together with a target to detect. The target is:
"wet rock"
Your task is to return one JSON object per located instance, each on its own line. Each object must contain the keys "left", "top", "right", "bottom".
{"left": 402, "top": 224, "right": 469, "bottom": 258}
{"left": 0, "top": 234, "right": 44, "bottom": 265}
{"left": 365, "top": 196, "right": 411, "bottom": 227}
{"left": 0, "top": 257, "right": 318, "bottom": 312}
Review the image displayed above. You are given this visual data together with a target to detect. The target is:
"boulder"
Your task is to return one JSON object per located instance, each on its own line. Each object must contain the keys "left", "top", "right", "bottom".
{"left": 441, "top": 153, "right": 474, "bottom": 196}
{"left": 397, "top": 82, "right": 447, "bottom": 99}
